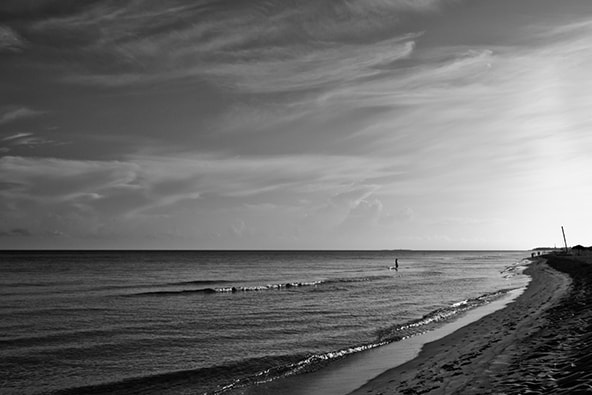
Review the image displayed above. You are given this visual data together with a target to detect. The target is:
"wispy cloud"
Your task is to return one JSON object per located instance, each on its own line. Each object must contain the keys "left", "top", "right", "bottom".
{"left": 0, "top": 151, "right": 403, "bottom": 226}
{"left": 0, "top": 106, "right": 45, "bottom": 125}
{"left": 5, "top": 0, "right": 446, "bottom": 90}
{"left": 2, "top": 132, "right": 33, "bottom": 142}
{"left": 0, "top": 156, "right": 138, "bottom": 201}
{"left": 203, "top": 38, "right": 418, "bottom": 93}
{"left": 0, "top": 132, "right": 57, "bottom": 152}
{"left": 0, "top": 25, "right": 26, "bottom": 52}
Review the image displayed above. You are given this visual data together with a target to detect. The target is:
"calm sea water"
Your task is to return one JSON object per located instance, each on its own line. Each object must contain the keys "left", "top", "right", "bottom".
{"left": 0, "top": 250, "right": 530, "bottom": 394}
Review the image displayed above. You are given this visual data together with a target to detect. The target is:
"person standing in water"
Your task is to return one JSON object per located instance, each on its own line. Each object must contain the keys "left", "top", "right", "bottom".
{"left": 389, "top": 258, "right": 399, "bottom": 271}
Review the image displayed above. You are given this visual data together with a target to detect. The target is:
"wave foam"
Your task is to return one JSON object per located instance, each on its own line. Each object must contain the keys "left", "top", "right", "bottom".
{"left": 131, "top": 275, "right": 393, "bottom": 297}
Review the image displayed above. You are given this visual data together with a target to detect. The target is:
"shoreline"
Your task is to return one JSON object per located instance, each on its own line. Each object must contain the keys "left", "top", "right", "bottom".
{"left": 237, "top": 288, "right": 525, "bottom": 395}
{"left": 231, "top": 256, "right": 531, "bottom": 395}
{"left": 350, "top": 254, "right": 592, "bottom": 394}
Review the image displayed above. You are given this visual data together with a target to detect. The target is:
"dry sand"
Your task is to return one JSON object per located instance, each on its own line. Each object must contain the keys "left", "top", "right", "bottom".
{"left": 350, "top": 254, "right": 592, "bottom": 394}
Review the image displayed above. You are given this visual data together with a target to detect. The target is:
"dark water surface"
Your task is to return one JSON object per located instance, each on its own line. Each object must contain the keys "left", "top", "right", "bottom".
{"left": 0, "top": 250, "right": 529, "bottom": 394}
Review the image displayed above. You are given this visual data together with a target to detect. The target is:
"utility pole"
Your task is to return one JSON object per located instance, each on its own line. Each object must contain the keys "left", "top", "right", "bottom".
{"left": 561, "top": 226, "right": 568, "bottom": 253}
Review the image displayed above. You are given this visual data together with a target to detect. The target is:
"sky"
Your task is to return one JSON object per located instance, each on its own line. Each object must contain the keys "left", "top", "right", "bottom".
{"left": 1, "top": 0, "right": 592, "bottom": 250}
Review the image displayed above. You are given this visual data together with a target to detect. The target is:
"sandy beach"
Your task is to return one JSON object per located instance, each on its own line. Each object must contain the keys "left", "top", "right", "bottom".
{"left": 351, "top": 254, "right": 592, "bottom": 394}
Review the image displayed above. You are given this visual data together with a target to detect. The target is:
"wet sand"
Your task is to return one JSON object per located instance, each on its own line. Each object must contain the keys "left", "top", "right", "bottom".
{"left": 350, "top": 254, "right": 592, "bottom": 394}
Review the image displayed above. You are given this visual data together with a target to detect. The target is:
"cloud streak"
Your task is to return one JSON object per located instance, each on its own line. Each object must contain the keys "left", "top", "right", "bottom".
{"left": 0, "top": 151, "right": 409, "bottom": 246}
{"left": 0, "top": 106, "right": 45, "bottom": 125}
{"left": 0, "top": 25, "right": 26, "bottom": 52}
{"left": 0, "top": 152, "right": 396, "bottom": 215}
{"left": 2, "top": 0, "right": 445, "bottom": 91}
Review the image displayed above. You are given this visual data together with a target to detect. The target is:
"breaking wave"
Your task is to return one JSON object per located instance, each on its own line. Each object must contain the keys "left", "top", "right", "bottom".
{"left": 130, "top": 275, "right": 394, "bottom": 296}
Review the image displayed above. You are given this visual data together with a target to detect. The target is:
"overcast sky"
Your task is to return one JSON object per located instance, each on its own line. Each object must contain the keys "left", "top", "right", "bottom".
{"left": 1, "top": 0, "right": 592, "bottom": 250}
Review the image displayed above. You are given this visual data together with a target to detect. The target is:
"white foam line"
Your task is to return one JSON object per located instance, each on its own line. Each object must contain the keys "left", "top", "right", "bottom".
{"left": 250, "top": 287, "right": 525, "bottom": 395}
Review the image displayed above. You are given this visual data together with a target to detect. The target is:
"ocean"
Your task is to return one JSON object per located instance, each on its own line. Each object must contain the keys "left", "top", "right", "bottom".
{"left": 0, "top": 250, "right": 530, "bottom": 394}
